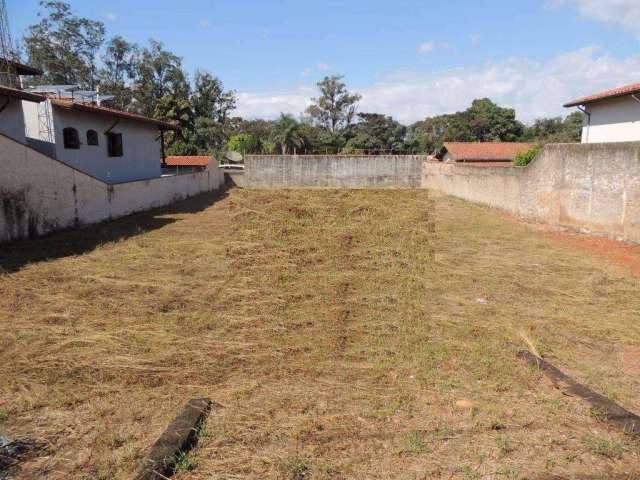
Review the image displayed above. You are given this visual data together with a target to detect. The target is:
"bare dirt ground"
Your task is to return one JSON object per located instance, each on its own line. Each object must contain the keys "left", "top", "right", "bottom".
{"left": 1, "top": 189, "right": 640, "bottom": 479}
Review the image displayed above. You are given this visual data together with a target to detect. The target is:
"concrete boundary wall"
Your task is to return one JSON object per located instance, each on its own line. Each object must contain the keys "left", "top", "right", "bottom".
{"left": 0, "top": 134, "right": 225, "bottom": 242}
{"left": 243, "top": 155, "right": 427, "bottom": 188}
{"left": 423, "top": 142, "right": 640, "bottom": 243}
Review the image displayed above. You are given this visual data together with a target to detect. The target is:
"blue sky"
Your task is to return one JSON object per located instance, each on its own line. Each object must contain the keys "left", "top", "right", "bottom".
{"left": 7, "top": 0, "right": 640, "bottom": 123}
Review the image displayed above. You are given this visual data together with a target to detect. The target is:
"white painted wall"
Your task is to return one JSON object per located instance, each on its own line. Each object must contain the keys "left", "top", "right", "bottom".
{"left": 582, "top": 95, "right": 640, "bottom": 143}
{"left": 50, "top": 105, "right": 162, "bottom": 183}
{"left": 22, "top": 99, "right": 46, "bottom": 140}
{"left": 0, "top": 96, "right": 27, "bottom": 144}
{"left": 0, "top": 133, "right": 225, "bottom": 242}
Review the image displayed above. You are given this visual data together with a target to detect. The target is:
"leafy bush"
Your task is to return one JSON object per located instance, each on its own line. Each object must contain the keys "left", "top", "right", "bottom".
{"left": 226, "top": 133, "right": 260, "bottom": 154}
{"left": 513, "top": 144, "right": 541, "bottom": 167}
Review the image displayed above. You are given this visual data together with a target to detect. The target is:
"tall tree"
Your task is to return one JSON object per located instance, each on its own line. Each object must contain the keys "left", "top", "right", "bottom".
{"left": 524, "top": 112, "right": 583, "bottom": 143}
{"left": 305, "top": 75, "right": 362, "bottom": 133}
{"left": 192, "top": 71, "right": 237, "bottom": 123}
{"left": 344, "top": 113, "right": 407, "bottom": 153}
{"left": 409, "top": 99, "right": 526, "bottom": 153}
{"left": 464, "top": 98, "right": 524, "bottom": 142}
{"left": 131, "top": 40, "right": 189, "bottom": 117}
{"left": 98, "top": 36, "right": 139, "bottom": 110}
{"left": 24, "top": 1, "right": 105, "bottom": 88}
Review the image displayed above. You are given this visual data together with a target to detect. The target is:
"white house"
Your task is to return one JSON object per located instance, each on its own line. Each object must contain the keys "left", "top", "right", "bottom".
{"left": 564, "top": 82, "right": 640, "bottom": 144}
{"left": 22, "top": 98, "right": 178, "bottom": 183}
{"left": 0, "top": 85, "right": 45, "bottom": 144}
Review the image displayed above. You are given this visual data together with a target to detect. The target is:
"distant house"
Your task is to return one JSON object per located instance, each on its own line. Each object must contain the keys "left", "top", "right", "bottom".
{"left": 0, "top": 85, "right": 45, "bottom": 144}
{"left": 163, "top": 156, "right": 212, "bottom": 175}
{"left": 22, "top": 98, "right": 178, "bottom": 183}
{"left": 436, "top": 142, "right": 533, "bottom": 166}
{"left": 564, "top": 82, "right": 640, "bottom": 144}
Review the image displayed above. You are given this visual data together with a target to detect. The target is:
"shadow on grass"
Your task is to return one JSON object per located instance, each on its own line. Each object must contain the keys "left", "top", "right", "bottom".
{"left": 0, "top": 189, "right": 228, "bottom": 273}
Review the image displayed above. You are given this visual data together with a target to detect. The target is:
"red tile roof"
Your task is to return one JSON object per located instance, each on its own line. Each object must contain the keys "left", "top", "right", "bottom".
{"left": 0, "top": 85, "right": 45, "bottom": 103}
{"left": 440, "top": 142, "right": 533, "bottom": 162}
{"left": 50, "top": 99, "right": 178, "bottom": 130}
{"left": 164, "top": 156, "right": 212, "bottom": 167}
{"left": 564, "top": 82, "right": 640, "bottom": 108}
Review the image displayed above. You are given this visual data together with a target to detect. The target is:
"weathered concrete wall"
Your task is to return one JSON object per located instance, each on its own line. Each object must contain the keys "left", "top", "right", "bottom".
{"left": 0, "top": 133, "right": 225, "bottom": 242}
{"left": 423, "top": 142, "right": 640, "bottom": 242}
{"left": 243, "top": 155, "right": 426, "bottom": 188}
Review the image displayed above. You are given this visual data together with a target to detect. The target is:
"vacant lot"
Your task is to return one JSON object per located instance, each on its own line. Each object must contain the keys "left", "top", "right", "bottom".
{"left": 1, "top": 189, "right": 640, "bottom": 479}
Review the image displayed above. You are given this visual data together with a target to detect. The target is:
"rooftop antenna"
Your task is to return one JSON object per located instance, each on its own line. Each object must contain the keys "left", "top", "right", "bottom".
{"left": 0, "top": 0, "right": 17, "bottom": 87}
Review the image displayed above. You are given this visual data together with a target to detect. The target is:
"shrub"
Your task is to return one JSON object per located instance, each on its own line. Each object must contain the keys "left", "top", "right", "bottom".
{"left": 226, "top": 133, "right": 260, "bottom": 154}
{"left": 513, "top": 144, "right": 541, "bottom": 167}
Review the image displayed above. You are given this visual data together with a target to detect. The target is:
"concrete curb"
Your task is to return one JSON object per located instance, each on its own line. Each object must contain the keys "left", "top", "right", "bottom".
{"left": 518, "top": 350, "right": 640, "bottom": 436}
{"left": 134, "top": 398, "right": 216, "bottom": 480}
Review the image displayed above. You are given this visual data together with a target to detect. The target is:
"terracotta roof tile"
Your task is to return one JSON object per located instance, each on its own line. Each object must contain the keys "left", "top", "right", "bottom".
{"left": 50, "top": 99, "right": 178, "bottom": 130}
{"left": 164, "top": 156, "right": 212, "bottom": 167}
{"left": 440, "top": 142, "right": 533, "bottom": 162}
{"left": 564, "top": 82, "right": 640, "bottom": 108}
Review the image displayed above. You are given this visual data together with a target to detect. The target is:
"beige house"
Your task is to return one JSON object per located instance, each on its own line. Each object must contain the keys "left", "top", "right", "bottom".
{"left": 564, "top": 82, "right": 640, "bottom": 143}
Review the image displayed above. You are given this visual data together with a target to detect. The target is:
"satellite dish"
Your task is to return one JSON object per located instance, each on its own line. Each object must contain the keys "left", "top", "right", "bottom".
{"left": 224, "top": 151, "right": 243, "bottom": 163}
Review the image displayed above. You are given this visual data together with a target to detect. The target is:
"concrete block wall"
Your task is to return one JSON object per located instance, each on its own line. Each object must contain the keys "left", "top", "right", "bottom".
{"left": 423, "top": 142, "right": 640, "bottom": 243}
{"left": 0, "top": 134, "right": 225, "bottom": 242}
{"left": 244, "top": 155, "right": 427, "bottom": 188}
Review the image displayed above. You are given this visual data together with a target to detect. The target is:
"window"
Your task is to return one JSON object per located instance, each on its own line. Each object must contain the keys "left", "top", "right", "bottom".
{"left": 107, "top": 132, "right": 123, "bottom": 157}
{"left": 86, "top": 129, "right": 99, "bottom": 146}
{"left": 63, "top": 127, "right": 80, "bottom": 149}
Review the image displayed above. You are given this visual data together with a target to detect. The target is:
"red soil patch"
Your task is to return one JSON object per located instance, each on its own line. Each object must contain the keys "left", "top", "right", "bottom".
{"left": 544, "top": 231, "right": 640, "bottom": 276}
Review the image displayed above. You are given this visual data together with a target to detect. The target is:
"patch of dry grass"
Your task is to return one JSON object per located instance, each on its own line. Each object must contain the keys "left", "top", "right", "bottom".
{"left": 1, "top": 189, "right": 640, "bottom": 479}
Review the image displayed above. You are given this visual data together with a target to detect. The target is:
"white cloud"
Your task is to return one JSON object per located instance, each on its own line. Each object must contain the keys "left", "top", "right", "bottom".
{"left": 552, "top": 0, "right": 640, "bottom": 35}
{"left": 104, "top": 11, "right": 118, "bottom": 22}
{"left": 417, "top": 41, "right": 450, "bottom": 55}
{"left": 317, "top": 63, "right": 330, "bottom": 72}
{"left": 417, "top": 41, "right": 435, "bottom": 54}
{"left": 236, "top": 47, "right": 640, "bottom": 124}
{"left": 235, "top": 92, "right": 313, "bottom": 120}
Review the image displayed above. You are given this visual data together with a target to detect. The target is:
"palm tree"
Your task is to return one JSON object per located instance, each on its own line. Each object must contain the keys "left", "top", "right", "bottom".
{"left": 271, "top": 114, "right": 306, "bottom": 154}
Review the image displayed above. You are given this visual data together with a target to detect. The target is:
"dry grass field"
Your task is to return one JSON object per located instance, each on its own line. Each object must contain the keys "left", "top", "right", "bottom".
{"left": 1, "top": 188, "right": 640, "bottom": 479}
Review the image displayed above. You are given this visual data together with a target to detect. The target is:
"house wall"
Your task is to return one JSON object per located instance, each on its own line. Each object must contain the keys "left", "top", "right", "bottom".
{"left": 50, "top": 106, "right": 162, "bottom": 183}
{"left": 422, "top": 142, "right": 640, "bottom": 243}
{"left": 243, "top": 155, "right": 426, "bottom": 188}
{"left": 583, "top": 96, "right": 640, "bottom": 143}
{"left": 0, "top": 96, "right": 27, "bottom": 144}
{"left": 0, "top": 133, "right": 225, "bottom": 243}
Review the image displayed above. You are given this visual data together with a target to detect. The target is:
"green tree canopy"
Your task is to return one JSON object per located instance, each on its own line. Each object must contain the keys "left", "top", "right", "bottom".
{"left": 226, "top": 133, "right": 260, "bottom": 154}
{"left": 345, "top": 113, "right": 407, "bottom": 153}
{"left": 192, "top": 71, "right": 237, "bottom": 123}
{"left": 132, "top": 40, "right": 189, "bottom": 117}
{"left": 305, "top": 75, "right": 362, "bottom": 133}
{"left": 408, "top": 99, "right": 527, "bottom": 153}
{"left": 25, "top": 1, "right": 105, "bottom": 88}
{"left": 523, "top": 112, "right": 583, "bottom": 143}
{"left": 271, "top": 114, "right": 307, "bottom": 154}
{"left": 98, "top": 36, "right": 139, "bottom": 110}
